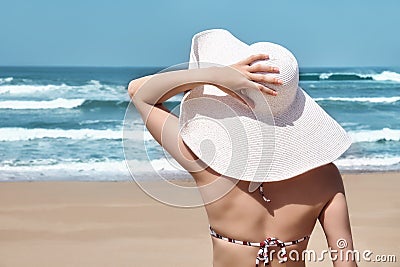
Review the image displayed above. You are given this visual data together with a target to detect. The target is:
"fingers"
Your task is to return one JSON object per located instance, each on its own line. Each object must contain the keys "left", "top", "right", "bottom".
{"left": 234, "top": 54, "right": 282, "bottom": 97}
{"left": 241, "top": 53, "right": 269, "bottom": 65}
{"left": 249, "top": 73, "right": 283, "bottom": 85}
{"left": 254, "top": 82, "right": 278, "bottom": 96}
{"left": 248, "top": 63, "right": 279, "bottom": 74}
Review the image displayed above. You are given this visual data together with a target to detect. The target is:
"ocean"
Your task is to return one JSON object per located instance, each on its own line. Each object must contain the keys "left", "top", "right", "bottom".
{"left": 0, "top": 66, "right": 399, "bottom": 181}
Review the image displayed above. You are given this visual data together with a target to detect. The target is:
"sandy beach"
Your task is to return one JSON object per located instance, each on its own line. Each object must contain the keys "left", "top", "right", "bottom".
{"left": 0, "top": 172, "right": 398, "bottom": 267}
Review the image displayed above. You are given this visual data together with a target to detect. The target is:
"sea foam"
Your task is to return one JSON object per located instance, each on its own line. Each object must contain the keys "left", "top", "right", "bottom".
{"left": 0, "top": 127, "right": 157, "bottom": 141}
{"left": 0, "top": 159, "right": 189, "bottom": 181}
{"left": 335, "top": 156, "right": 400, "bottom": 171}
{"left": 0, "top": 77, "right": 13, "bottom": 84}
{"left": 302, "top": 70, "right": 400, "bottom": 82}
{"left": 0, "top": 98, "right": 85, "bottom": 109}
{"left": 314, "top": 96, "right": 400, "bottom": 103}
{"left": 0, "top": 128, "right": 122, "bottom": 141}
{"left": 348, "top": 128, "right": 400, "bottom": 143}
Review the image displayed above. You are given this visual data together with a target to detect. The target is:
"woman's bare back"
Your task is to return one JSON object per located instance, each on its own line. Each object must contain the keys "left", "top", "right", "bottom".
{"left": 190, "top": 162, "right": 350, "bottom": 267}
{"left": 128, "top": 56, "right": 357, "bottom": 266}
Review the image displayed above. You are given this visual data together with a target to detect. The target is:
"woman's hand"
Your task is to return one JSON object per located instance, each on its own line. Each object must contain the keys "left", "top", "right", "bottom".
{"left": 229, "top": 53, "right": 282, "bottom": 96}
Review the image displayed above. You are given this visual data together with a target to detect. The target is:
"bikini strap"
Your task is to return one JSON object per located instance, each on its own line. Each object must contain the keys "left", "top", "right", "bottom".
{"left": 209, "top": 225, "right": 310, "bottom": 266}
{"left": 209, "top": 225, "right": 261, "bottom": 247}
{"left": 258, "top": 184, "right": 271, "bottom": 202}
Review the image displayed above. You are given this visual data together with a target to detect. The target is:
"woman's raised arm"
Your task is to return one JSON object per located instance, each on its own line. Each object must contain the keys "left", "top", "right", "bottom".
{"left": 127, "top": 54, "right": 281, "bottom": 173}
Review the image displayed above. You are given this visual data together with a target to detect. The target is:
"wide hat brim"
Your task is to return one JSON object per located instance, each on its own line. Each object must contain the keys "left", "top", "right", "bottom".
{"left": 179, "top": 29, "right": 352, "bottom": 183}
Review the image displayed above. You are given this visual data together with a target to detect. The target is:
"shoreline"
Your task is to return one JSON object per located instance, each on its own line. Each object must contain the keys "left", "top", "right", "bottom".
{"left": 0, "top": 172, "right": 398, "bottom": 266}
{"left": 1, "top": 169, "right": 399, "bottom": 183}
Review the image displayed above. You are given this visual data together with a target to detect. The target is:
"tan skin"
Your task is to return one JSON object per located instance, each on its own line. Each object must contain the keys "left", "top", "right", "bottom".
{"left": 128, "top": 54, "right": 357, "bottom": 267}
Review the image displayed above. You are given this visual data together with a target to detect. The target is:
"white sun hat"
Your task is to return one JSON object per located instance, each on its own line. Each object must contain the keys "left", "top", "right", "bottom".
{"left": 178, "top": 29, "right": 352, "bottom": 184}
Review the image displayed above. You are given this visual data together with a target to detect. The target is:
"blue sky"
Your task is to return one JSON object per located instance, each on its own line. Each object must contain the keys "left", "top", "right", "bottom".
{"left": 1, "top": 0, "right": 399, "bottom": 67}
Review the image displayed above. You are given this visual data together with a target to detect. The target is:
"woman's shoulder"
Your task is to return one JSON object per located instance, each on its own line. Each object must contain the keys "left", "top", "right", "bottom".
{"left": 269, "top": 163, "right": 345, "bottom": 203}
{"left": 303, "top": 162, "right": 345, "bottom": 195}
{"left": 314, "top": 162, "right": 344, "bottom": 184}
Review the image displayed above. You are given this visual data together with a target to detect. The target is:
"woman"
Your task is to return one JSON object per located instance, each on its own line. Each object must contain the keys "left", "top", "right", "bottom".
{"left": 128, "top": 29, "right": 357, "bottom": 267}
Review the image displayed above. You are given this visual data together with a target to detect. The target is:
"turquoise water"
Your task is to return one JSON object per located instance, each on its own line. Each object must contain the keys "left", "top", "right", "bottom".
{"left": 0, "top": 66, "right": 399, "bottom": 181}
